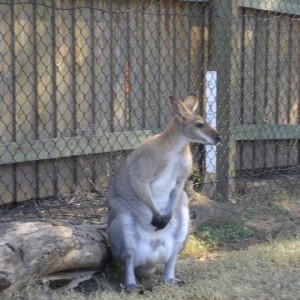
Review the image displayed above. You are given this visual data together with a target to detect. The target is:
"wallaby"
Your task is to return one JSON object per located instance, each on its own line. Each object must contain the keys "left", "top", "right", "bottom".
{"left": 107, "top": 93, "right": 221, "bottom": 293}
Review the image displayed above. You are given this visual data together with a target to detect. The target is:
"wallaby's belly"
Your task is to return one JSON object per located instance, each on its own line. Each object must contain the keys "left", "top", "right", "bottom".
{"left": 134, "top": 207, "right": 190, "bottom": 267}
{"left": 135, "top": 228, "right": 174, "bottom": 266}
{"left": 134, "top": 225, "right": 175, "bottom": 267}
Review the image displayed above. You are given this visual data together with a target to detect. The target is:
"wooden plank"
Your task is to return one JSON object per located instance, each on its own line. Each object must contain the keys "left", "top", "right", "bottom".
{"left": 0, "top": 130, "right": 154, "bottom": 165}
{"left": 241, "top": 141, "right": 253, "bottom": 170}
{"left": 253, "top": 11, "right": 268, "bottom": 124}
{"left": 0, "top": 165, "right": 14, "bottom": 205}
{"left": 92, "top": 0, "right": 113, "bottom": 191}
{"left": 265, "top": 16, "right": 279, "bottom": 124}
{"left": 278, "top": 17, "right": 290, "bottom": 125}
{"left": 55, "top": 0, "right": 74, "bottom": 138}
{"left": 74, "top": 3, "right": 93, "bottom": 191}
{"left": 74, "top": 4, "right": 93, "bottom": 134}
{"left": 0, "top": 3, "right": 14, "bottom": 144}
{"left": 254, "top": 141, "right": 265, "bottom": 170}
{"left": 235, "top": 124, "right": 300, "bottom": 140}
{"left": 144, "top": 0, "right": 160, "bottom": 129}
{"left": 288, "top": 139, "right": 298, "bottom": 166}
{"left": 55, "top": 0, "right": 76, "bottom": 196}
{"left": 242, "top": 9, "right": 255, "bottom": 124}
{"left": 265, "top": 140, "right": 276, "bottom": 168}
{"left": 94, "top": 153, "right": 110, "bottom": 192}
{"left": 56, "top": 157, "right": 75, "bottom": 196}
{"left": 111, "top": 1, "right": 127, "bottom": 132}
{"left": 264, "top": 15, "right": 279, "bottom": 170}
{"left": 174, "top": 2, "right": 189, "bottom": 99}
{"left": 277, "top": 17, "right": 291, "bottom": 167}
{"left": 159, "top": 0, "right": 175, "bottom": 128}
{"left": 0, "top": 2, "right": 14, "bottom": 204}
{"left": 289, "top": 18, "right": 300, "bottom": 126}
{"left": 241, "top": 0, "right": 300, "bottom": 16}
{"left": 288, "top": 18, "right": 300, "bottom": 166}
{"left": 14, "top": 1, "right": 37, "bottom": 201}
{"left": 128, "top": 0, "right": 144, "bottom": 131}
{"left": 93, "top": 0, "right": 111, "bottom": 133}
{"left": 35, "top": 1, "right": 55, "bottom": 199}
{"left": 189, "top": 6, "right": 202, "bottom": 94}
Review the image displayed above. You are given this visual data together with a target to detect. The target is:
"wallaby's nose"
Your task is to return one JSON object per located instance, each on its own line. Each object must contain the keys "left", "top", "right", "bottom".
{"left": 215, "top": 135, "right": 222, "bottom": 144}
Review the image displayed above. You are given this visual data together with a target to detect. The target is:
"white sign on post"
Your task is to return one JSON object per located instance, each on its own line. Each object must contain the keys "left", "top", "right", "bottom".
{"left": 205, "top": 71, "right": 217, "bottom": 175}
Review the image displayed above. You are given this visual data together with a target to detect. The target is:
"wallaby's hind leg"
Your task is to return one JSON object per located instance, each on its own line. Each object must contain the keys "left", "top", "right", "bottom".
{"left": 108, "top": 213, "right": 142, "bottom": 293}
{"left": 124, "top": 250, "right": 143, "bottom": 293}
{"left": 162, "top": 191, "right": 189, "bottom": 286}
{"left": 162, "top": 252, "right": 185, "bottom": 286}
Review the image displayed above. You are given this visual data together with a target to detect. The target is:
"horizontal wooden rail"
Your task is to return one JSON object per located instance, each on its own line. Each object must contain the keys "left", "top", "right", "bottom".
{"left": 0, "top": 130, "right": 155, "bottom": 165}
{"left": 241, "top": 0, "right": 300, "bottom": 16}
{"left": 0, "top": 125, "right": 299, "bottom": 165}
{"left": 183, "top": 0, "right": 300, "bottom": 16}
{"left": 235, "top": 124, "right": 300, "bottom": 141}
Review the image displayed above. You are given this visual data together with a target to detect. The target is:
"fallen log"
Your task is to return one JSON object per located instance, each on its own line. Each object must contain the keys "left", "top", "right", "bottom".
{"left": 0, "top": 220, "right": 108, "bottom": 295}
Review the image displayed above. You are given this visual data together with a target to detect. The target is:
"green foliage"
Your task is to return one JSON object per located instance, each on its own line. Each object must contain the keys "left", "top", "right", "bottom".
{"left": 215, "top": 193, "right": 223, "bottom": 202}
{"left": 194, "top": 223, "right": 253, "bottom": 249}
{"left": 191, "top": 170, "right": 202, "bottom": 191}
{"left": 268, "top": 203, "right": 290, "bottom": 216}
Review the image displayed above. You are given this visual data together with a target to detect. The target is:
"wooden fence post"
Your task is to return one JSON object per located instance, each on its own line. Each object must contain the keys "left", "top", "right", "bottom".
{"left": 209, "top": 0, "right": 240, "bottom": 201}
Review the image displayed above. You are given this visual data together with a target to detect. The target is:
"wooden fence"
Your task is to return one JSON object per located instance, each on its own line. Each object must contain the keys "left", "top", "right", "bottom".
{"left": 0, "top": 0, "right": 210, "bottom": 203}
{"left": 0, "top": 0, "right": 299, "bottom": 204}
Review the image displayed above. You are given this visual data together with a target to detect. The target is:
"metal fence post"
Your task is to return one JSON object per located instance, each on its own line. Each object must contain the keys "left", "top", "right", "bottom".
{"left": 209, "top": 0, "right": 240, "bottom": 201}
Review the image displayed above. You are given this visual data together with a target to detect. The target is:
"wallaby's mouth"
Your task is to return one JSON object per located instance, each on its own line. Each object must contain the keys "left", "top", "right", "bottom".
{"left": 206, "top": 135, "right": 222, "bottom": 145}
{"left": 214, "top": 136, "right": 222, "bottom": 144}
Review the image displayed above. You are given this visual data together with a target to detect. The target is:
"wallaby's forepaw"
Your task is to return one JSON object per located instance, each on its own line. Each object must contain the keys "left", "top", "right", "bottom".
{"left": 151, "top": 214, "right": 171, "bottom": 230}
{"left": 125, "top": 283, "right": 144, "bottom": 294}
{"left": 163, "top": 277, "right": 185, "bottom": 287}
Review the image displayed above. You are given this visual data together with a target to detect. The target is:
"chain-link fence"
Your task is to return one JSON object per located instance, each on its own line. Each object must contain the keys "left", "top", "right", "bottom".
{"left": 0, "top": 0, "right": 299, "bottom": 222}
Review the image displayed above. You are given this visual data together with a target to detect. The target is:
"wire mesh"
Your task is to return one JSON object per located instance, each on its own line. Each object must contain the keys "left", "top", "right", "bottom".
{"left": 0, "top": 0, "right": 299, "bottom": 222}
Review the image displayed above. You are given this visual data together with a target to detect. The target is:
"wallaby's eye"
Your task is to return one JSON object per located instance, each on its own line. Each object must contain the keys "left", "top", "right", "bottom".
{"left": 195, "top": 123, "right": 204, "bottom": 128}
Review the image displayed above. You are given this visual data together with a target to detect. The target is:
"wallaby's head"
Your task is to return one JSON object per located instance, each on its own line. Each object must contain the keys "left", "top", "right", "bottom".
{"left": 169, "top": 93, "right": 221, "bottom": 145}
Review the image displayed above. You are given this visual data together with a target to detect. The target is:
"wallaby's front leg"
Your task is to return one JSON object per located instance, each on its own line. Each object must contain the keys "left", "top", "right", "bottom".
{"left": 151, "top": 188, "right": 177, "bottom": 231}
{"left": 129, "top": 160, "right": 164, "bottom": 229}
{"left": 153, "top": 182, "right": 185, "bottom": 231}
{"left": 165, "top": 181, "right": 185, "bottom": 216}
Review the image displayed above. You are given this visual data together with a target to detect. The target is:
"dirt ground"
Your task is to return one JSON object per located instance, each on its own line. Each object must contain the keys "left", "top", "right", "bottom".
{"left": 2, "top": 182, "right": 300, "bottom": 300}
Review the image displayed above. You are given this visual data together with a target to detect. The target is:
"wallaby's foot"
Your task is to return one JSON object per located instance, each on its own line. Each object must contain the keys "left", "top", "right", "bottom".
{"left": 125, "top": 283, "right": 144, "bottom": 294}
{"left": 162, "top": 277, "right": 185, "bottom": 287}
{"left": 151, "top": 214, "right": 171, "bottom": 230}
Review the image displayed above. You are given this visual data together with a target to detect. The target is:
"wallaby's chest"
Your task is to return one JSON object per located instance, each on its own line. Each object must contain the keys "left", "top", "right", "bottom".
{"left": 150, "top": 153, "right": 192, "bottom": 214}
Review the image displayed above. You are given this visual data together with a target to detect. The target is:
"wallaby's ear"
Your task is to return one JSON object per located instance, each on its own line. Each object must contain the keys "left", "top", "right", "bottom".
{"left": 183, "top": 92, "right": 198, "bottom": 112}
{"left": 169, "top": 96, "right": 189, "bottom": 120}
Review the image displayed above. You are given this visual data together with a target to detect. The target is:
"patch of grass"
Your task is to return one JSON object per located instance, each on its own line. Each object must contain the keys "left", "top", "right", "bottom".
{"left": 195, "top": 223, "right": 253, "bottom": 249}
{"left": 268, "top": 203, "right": 290, "bottom": 216}
{"left": 7, "top": 239, "right": 300, "bottom": 300}
{"left": 180, "top": 234, "right": 207, "bottom": 259}
{"left": 243, "top": 210, "right": 256, "bottom": 221}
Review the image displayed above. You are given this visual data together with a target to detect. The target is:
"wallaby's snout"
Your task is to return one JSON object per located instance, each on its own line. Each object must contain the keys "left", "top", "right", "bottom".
{"left": 209, "top": 130, "right": 222, "bottom": 145}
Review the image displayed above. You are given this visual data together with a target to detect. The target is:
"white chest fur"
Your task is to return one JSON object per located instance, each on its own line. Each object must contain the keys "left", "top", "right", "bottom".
{"left": 150, "top": 152, "right": 192, "bottom": 215}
